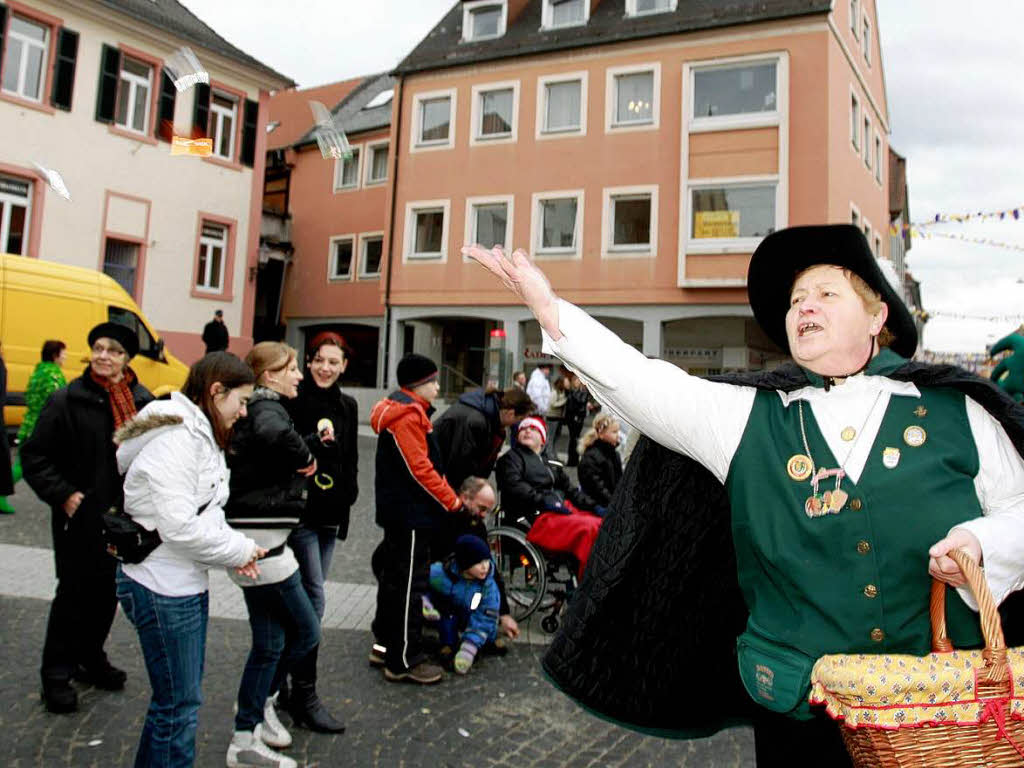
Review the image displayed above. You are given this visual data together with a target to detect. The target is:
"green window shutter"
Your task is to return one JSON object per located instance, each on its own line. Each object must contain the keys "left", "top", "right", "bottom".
{"left": 50, "top": 28, "right": 79, "bottom": 111}
{"left": 192, "top": 82, "right": 211, "bottom": 138}
{"left": 155, "top": 70, "right": 176, "bottom": 141}
{"left": 240, "top": 98, "right": 259, "bottom": 167}
{"left": 95, "top": 44, "right": 121, "bottom": 123}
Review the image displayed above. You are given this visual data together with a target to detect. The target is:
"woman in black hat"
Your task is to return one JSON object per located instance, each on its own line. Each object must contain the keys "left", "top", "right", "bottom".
{"left": 464, "top": 227, "right": 1024, "bottom": 765}
{"left": 21, "top": 321, "right": 153, "bottom": 714}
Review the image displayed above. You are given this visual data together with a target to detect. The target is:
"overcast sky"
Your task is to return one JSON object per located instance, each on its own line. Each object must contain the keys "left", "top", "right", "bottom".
{"left": 180, "top": 0, "right": 1024, "bottom": 352}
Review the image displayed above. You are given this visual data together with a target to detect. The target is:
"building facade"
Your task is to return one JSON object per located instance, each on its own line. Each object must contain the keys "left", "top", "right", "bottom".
{"left": 0, "top": 0, "right": 292, "bottom": 362}
{"left": 374, "top": 0, "right": 892, "bottom": 388}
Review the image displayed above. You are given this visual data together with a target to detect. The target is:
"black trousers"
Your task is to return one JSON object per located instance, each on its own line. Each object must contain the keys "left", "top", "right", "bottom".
{"left": 752, "top": 709, "right": 852, "bottom": 767}
{"left": 42, "top": 510, "right": 118, "bottom": 681}
{"left": 566, "top": 422, "right": 584, "bottom": 466}
{"left": 371, "top": 527, "right": 432, "bottom": 673}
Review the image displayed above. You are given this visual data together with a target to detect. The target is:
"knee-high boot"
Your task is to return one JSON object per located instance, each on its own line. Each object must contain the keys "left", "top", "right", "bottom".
{"left": 285, "top": 645, "right": 345, "bottom": 733}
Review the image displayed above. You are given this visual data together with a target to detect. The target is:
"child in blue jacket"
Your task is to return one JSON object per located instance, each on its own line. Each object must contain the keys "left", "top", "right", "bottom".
{"left": 428, "top": 535, "right": 501, "bottom": 674}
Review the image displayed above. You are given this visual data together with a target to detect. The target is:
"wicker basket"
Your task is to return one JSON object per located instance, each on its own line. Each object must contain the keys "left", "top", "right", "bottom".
{"left": 816, "top": 549, "right": 1024, "bottom": 767}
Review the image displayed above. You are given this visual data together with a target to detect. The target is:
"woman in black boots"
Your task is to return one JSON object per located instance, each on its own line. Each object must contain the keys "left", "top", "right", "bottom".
{"left": 283, "top": 332, "right": 358, "bottom": 731}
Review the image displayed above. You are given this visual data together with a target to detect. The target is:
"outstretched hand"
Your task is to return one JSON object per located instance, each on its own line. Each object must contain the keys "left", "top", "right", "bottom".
{"left": 461, "top": 245, "right": 562, "bottom": 340}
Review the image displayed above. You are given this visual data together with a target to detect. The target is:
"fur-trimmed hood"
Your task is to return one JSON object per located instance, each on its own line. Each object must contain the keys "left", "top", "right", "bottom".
{"left": 115, "top": 392, "right": 213, "bottom": 475}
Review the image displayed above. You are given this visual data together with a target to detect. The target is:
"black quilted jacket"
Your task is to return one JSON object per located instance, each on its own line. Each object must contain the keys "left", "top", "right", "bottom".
{"left": 541, "top": 361, "right": 1024, "bottom": 736}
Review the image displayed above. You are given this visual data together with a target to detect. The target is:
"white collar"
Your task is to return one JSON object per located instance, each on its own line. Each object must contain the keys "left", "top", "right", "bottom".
{"left": 776, "top": 374, "right": 920, "bottom": 408}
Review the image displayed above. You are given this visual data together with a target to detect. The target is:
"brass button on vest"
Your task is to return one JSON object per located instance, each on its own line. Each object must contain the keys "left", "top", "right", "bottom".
{"left": 863, "top": 584, "right": 878, "bottom": 598}
{"left": 850, "top": 498, "right": 863, "bottom": 511}
{"left": 870, "top": 628, "right": 885, "bottom": 642}
{"left": 857, "top": 540, "right": 871, "bottom": 555}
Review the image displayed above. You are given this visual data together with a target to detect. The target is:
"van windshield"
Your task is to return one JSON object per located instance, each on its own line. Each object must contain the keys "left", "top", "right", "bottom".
{"left": 107, "top": 306, "right": 160, "bottom": 360}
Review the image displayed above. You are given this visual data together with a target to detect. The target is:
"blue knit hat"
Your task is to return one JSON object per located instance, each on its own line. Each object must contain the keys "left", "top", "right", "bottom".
{"left": 454, "top": 534, "right": 491, "bottom": 571}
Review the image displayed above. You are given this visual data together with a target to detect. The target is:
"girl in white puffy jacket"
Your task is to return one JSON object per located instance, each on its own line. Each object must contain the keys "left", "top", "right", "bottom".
{"left": 114, "top": 352, "right": 264, "bottom": 768}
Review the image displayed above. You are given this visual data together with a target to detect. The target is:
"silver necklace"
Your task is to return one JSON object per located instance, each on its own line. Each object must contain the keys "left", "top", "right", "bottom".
{"left": 797, "top": 389, "right": 883, "bottom": 518}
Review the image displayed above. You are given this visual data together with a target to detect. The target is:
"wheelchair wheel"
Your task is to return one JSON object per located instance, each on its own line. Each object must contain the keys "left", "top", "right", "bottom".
{"left": 487, "top": 526, "right": 547, "bottom": 621}
{"left": 541, "top": 615, "right": 560, "bottom": 634}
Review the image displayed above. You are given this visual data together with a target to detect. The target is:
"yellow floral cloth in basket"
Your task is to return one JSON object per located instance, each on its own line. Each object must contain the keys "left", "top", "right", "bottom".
{"left": 809, "top": 649, "right": 1024, "bottom": 729}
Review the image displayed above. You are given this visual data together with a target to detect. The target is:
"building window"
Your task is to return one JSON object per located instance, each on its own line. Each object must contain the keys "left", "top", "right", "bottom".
{"left": 543, "top": 0, "right": 588, "bottom": 29}
{"left": 360, "top": 235, "right": 383, "bottom": 277}
{"left": 873, "top": 234, "right": 882, "bottom": 258}
{"left": 692, "top": 61, "right": 777, "bottom": 122}
{"left": 0, "top": 174, "right": 32, "bottom": 256}
{"left": 539, "top": 75, "right": 584, "bottom": 135}
{"left": 115, "top": 56, "right": 152, "bottom": 134}
{"left": 1, "top": 15, "right": 49, "bottom": 101}
{"left": 210, "top": 92, "right": 238, "bottom": 160}
{"left": 404, "top": 201, "right": 450, "bottom": 260}
{"left": 467, "top": 198, "right": 511, "bottom": 251}
{"left": 626, "top": 0, "right": 676, "bottom": 16}
{"left": 329, "top": 236, "right": 354, "bottom": 280}
{"left": 613, "top": 70, "right": 654, "bottom": 126}
{"left": 689, "top": 183, "right": 776, "bottom": 241}
{"left": 367, "top": 143, "right": 388, "bottom": 184}
{"left": 334, "top": 146, "right": 361, "bottom": 191}
{"left": 472, "top": 82, "right": 518, "bottom": 142}
{"left": 196, "top": 221, "right": 227, "bottom": 292}
{"left": 413, "top": 91, "right": 455, "bottom": 148}
{"left": 850, "top": 92, "right": 860, "bottom": 150}
{"left": 604, "top": 187, "right": 657, "bottom": 257}
{"left": 862, "top": 17, "right": 871, "bottom": 65}
{"left": 874, "top": 134, "right": 882, "bottom": 183}
{"left": 532, "top": 191, "right": 583, "bottom": 258}
{"left": 463, "top": 0, "right": 506, "bottom": 41}
{"left": 849, "top": 0, "right": 859, "bottom": 37}
{"left": 103, "top": 238, "right": 140, "bottom": 297}
{"left": 851, "top": 206, "right": 860, "bottom": 227}
{"left": 863, "top": 116, "right": 871, "bottom": 168}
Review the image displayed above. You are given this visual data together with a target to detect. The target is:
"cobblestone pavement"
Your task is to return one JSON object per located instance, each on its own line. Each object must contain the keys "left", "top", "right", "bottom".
{"left": 0, "top": 435, "right": 755, "bottom": 767}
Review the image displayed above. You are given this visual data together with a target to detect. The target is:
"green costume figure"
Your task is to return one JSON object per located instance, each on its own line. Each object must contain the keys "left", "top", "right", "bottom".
{"left": 990, "top": 327, "right": 1024, "bottom": 402}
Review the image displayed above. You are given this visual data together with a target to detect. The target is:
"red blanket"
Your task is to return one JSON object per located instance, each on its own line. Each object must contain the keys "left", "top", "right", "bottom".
{"left": 526, "top": 503, "right": 603, "bottom": 579}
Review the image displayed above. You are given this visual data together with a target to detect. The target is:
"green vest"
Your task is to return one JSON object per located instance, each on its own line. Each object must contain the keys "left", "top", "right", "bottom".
{"left": 725, "top": 349, "right": 985, "bottom": 718}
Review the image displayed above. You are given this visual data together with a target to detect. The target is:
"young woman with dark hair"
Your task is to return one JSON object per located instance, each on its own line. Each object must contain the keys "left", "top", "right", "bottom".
{"left": 280, "top": 331, "right": 356, "bottom": 731}
{"left": 113, "top": 351, "right": 265, "bottom": 767}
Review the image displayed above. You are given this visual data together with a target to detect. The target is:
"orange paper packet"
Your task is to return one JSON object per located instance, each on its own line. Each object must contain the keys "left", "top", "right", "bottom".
{"left": 170, "top": 136, "right": 213, "bottom": 157}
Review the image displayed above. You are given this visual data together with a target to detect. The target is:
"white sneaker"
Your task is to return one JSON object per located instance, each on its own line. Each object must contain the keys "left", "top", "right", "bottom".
{"left": 261, "top": 693, "right": 292, "bottom": 748}
{"left": 226, "top": 725, "right": 296, "bottom": 768}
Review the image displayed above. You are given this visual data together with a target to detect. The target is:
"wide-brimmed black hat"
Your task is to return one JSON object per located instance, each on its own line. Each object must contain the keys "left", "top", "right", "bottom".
{"left": 88, "top": 321, "right": 139, "bottom": 358}
{"left": 747, "top": 224, "right": 917, "bottom": 358}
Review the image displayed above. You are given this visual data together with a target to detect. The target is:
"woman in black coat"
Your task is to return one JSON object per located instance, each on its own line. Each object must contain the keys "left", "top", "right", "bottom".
{"left": 283, "top": 332, "right": 358, "bottom": 731}
{"left": 577, "top": 414, "right": 623, "bottom": 506}
{"left": 21, "top": 322, "right": 152, "bottom": 713}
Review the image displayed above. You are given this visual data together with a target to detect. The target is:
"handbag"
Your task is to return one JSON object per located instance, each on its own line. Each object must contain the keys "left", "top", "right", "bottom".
{"left": 102, "top": 496, "right": 215, "bottom": 564}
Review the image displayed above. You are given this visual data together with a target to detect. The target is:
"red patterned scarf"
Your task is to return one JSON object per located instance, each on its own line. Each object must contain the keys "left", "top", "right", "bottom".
{"left": 90, "top": 367, "right": 138, "bottom": 429}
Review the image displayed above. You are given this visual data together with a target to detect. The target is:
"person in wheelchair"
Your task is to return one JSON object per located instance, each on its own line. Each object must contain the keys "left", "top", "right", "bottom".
{"left": 428, "top": 535, "right": 502, "bottom": 675}
{"left": 496, "top": 417, "right": 605, "bottom": 580}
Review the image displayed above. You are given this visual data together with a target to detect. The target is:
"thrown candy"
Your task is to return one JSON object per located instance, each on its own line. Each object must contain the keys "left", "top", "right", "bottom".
{"left": 458, "top": 728, "right": 470, "bottom": 738}
{"left": 170, "top": 136, "right": 213, "bottom": 157}
{"left": 31, "top": 162, "right": 71, "bottom": 200}
{"left": 164, "top": 46, "right": 208, "bottom": 92}
{"left": 88, "top": 739, "right": 102, "bottom": 747}
{"left": 308, "top": 100, "right": 334, "bottom": 128}
{"left": 314, "top": 127, "right": 352, "bottom": 161}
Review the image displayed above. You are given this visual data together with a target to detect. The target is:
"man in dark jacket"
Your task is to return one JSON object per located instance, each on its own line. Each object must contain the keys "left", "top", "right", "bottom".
{"left": 22, "top": 322, "right": 153, "bottom": 713}
{"left": 433, "top": 386, "right": 534, "bottom": 490}
{"left": 369, "top": 354, "right": 461, "bottom": 684}
{"left": 201, "top": 309, "right": 229, "bottom": 353}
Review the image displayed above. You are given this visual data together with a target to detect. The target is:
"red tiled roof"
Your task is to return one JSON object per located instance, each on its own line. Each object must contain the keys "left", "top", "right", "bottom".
{"left": 267, "top": 77, "right": 366, "bottom": 151}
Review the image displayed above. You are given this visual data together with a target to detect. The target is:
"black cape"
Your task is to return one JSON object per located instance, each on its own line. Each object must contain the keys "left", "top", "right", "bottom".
{"left": 541, "top": 361, "right": 1024, "bottom": 736}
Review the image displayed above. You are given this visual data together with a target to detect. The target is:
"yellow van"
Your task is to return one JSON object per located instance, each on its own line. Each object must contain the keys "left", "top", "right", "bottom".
{"left": 1, "top": 253, "right": 189, "bottom": 428}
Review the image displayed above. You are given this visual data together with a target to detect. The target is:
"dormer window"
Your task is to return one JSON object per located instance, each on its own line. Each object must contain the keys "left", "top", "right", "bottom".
{"left": 363, "top": 88, "right": 394, "bottom": 110}
{"left": 543, "top": 0, "right": 588, "bottom": 30}
{"left": 626, "top": 0, "right": 676, "bottom": 16}
{"left": 463, "top": 0, "right": 507, "bottom": 41}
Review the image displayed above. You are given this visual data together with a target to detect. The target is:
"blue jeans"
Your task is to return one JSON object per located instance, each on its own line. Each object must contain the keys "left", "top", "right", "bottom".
{"left": 116, "top": 567, "right": 208, "bottom": 768}
{"left": 288, "top": 525, "right": 338, "bottom": 620}
{"left": 236, "top": 570, "right": 320, "bottom": 731}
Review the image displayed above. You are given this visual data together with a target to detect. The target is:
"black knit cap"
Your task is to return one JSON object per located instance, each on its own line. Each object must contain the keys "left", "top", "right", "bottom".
{"left": 746, "top": 224, "right": 917, "bottom": 358}
{"left": 87, "top": 321, "right": 139, "bottom": 358}
{"left": 397, "top": 353, "right": 438, "bottom": 388}
{"left": 455, "top": 534, "right": 491, "bottom": 571}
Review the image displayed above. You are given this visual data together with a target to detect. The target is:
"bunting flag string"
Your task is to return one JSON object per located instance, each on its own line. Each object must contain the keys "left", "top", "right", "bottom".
{"left": 910, "top": 205, "right": 1023, "bottom": 228}
{"left": 896, "top": 227, "right": 1024, "bottom": 253}
{"left": 911, "top": 308, "right": 1024, "bottom": 323}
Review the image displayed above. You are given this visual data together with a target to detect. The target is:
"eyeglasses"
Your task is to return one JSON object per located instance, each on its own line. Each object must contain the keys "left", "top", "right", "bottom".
{"left": 91, "top": 344, "right": 126, "bottom": 358}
